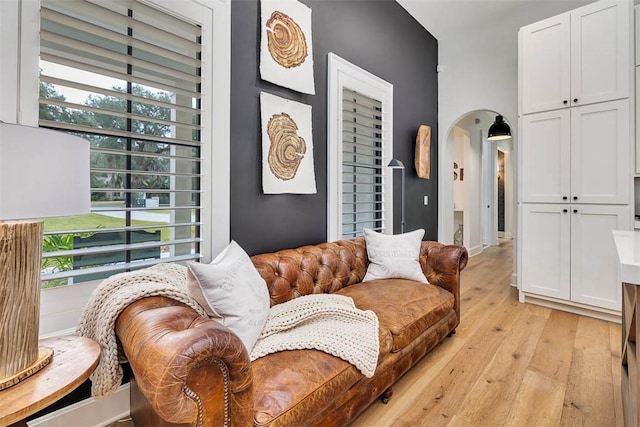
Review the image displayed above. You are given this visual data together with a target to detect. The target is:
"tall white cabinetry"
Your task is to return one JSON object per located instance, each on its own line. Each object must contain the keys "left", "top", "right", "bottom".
{"left": 518, "top": 0, "right": 632, "bottom": 321}
{"left": 521, "top": 1, "right": 629, "bottom": 115}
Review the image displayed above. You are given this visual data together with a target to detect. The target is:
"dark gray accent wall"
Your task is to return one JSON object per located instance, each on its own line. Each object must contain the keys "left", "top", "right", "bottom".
{"left": 230, "top": 0, "right": 438, "bottom": 255}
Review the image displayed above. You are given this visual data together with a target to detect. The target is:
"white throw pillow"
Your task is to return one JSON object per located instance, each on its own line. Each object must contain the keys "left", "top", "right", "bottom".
{"left": 362, "top": 228, "right": 428, "bottom": 283}
{"left": 186, "top": 241, "right": 271, "bottom": 352}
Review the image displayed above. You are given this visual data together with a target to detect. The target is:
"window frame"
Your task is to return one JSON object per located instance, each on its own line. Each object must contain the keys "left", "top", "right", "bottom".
{"left": 327, "top": 52, "right": 393, "bottom": 241}
{"left": 2, "top": 0, "right": 230, "bottom": 336}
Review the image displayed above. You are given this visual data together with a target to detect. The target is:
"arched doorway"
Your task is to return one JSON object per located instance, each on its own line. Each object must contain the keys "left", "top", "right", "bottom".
{"left": 443, "top": 110, "right": 514, "bottom": 258}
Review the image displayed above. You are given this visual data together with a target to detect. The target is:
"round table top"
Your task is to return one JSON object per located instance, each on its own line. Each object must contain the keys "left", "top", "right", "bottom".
{"left": 0, "top": 335, "right": 101, "bottom": 426}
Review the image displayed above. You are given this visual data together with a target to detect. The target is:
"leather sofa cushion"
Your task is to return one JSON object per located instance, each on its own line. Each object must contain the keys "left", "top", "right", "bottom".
{"left": 337, "top": 279, "right": 454, "bottom": 352}
{"left": 251, "top": 327, "right": 392, "bottom": 426}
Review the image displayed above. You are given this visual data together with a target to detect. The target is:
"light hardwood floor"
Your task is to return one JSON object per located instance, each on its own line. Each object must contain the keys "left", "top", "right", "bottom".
{"left": 351, "top": 239, "right": 622, "bottom": 427}
{"left": 110, "top": 239, "right": 622, "bottom": 426}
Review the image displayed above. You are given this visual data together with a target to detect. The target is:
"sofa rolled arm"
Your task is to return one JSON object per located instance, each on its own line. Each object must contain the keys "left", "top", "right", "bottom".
{"left": 419, "top": 242, "right": 468, "bottom": 321}
{"left": 115, "top": 296, "right": 253, "bottom": 427}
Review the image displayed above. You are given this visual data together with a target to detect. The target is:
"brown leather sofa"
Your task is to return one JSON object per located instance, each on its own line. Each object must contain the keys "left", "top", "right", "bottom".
{"left": 115, "top": 237, "right": 468, "bottom": 426}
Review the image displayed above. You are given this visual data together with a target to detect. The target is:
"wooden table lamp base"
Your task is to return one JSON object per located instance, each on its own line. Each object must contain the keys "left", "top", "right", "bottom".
{"left": 0, "top": 221, "right": 45, "bottom": 390}
{"left": 0, "top": 347, "right": 53, "bottom": 391}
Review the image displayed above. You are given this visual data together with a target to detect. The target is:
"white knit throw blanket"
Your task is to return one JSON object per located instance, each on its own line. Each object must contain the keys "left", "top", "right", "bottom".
{"left": 78, "top": 265, "right": 380, "bottom": 397}
{"left": 76, "top": 263, "right": 208, "bottom": 398}
{"left": 250, "top": 294, "right": 380, "bottom": 378}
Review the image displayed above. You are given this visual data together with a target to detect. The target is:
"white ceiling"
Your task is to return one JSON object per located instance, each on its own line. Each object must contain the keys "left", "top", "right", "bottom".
{"left": 396, "top": 0, "right": 597, "bottom": 43}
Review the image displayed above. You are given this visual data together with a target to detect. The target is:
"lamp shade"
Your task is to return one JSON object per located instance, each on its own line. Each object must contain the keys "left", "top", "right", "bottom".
{"left": 0, "top": 124, "right": 90, "bottom": 389}
{"left": 0, "top": 123, "right": 90, "bottom": 220}
{"left": 387, "top": 159, "right": 405, "bottom": 169}
{"left": 487, "top": 115, "right": 512, "bottom": 141}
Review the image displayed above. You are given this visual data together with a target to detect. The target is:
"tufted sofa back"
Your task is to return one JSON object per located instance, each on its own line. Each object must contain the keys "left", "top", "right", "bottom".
{"left": 251, "top": 238, "right": 369, "bottom": 307}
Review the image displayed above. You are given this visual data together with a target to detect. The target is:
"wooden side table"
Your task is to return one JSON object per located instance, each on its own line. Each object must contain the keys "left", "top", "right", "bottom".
{"left": 0, "top": 335, "right": 100, "bottom": 426}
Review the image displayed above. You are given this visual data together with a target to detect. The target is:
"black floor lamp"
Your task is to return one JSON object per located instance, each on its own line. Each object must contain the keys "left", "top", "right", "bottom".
{"left": 387, "top": 159, "right": 406, "bottom": 234}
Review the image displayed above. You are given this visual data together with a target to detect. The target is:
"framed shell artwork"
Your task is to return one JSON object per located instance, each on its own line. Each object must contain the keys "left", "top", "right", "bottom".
{"left": 260, "top": 92, "right": 316, "bottom": 194}
{"left": 260, "top": 0, "right": 315, "bottom": 94}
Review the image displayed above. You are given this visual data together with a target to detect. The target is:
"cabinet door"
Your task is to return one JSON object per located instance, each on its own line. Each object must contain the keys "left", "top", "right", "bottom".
{"left": 570, "top": 205, "right": 630, "bottom": 310}
{"left": 570, "top": 1, "right": 630, "bottom": 106}
{"left": 636, "top": 68, "right": 640, "bottom": 174}
{"left": 521, "top": 110, "right": 571, "bottom": 203}
{"left": 521, "top": 204, "right": 571, "bottom": 300}
{"left": 520, "top": 13, "right": 571, "bottom": 114}
{"left": 570, "top": 99, "right": 629, "bottom": 204}
{"left": 635, "top": 6, "right": 640, "bottom": 66}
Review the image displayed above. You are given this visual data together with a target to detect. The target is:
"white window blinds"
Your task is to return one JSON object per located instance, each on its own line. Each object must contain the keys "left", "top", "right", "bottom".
{"left": 341, "top": 88, "right": 385, "bottom": 238}
{"left": 39, "top": 0, "right": 203, "bottom": 286}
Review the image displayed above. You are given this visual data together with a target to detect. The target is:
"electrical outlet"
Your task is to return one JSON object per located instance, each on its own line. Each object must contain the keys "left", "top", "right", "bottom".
{"left": 423, "top": 196, "right": 428, "bottom": 205}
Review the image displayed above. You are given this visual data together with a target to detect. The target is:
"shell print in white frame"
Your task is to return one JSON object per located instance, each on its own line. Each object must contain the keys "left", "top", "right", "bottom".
{"left": 260, "top": 0, "right": 315, "bottom": 94}
{"left": 261, "top": 92, "right": 316, "bottom": 194}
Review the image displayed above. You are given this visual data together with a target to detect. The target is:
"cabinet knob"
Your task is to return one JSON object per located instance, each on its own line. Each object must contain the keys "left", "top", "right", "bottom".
{"left": 573, "top": 98, "right": 578, "bottom": 103}
{"left": 563, "top": 100, "right": 568, "bottom": 105}
{"left": 563, "top": 209, "right": 568, "bottom": 213}
{"left": 562, "top": 196, "right": 568, "bottom": 200}
{"left": 573, "top": 196, "right": 578, "bottom": 200}
{"left": 573, "top": 209, "right": 578, "bottom": 213}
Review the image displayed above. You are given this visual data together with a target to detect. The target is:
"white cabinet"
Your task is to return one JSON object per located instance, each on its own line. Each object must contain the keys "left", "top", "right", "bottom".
{"left": 570, "top": 205, "right": 629, "bottom": 309}
{"left": 518, "top": 0, "right": 632, "bottom": 320}
{"left": 521, "top": 204, "right": 630, "bottom": 311}
{"left": 636, "top": 6, "right": 640, "bottom": 66}
{"left": 637, "top": 67, "right": 640, "bottom": 173}
{"left": 520, "top": 0, "right": 629, "bottom": 115}
{"left": 633, "top": 6, "right": 640, "bottom": 66}
{"left": 521, "top": 204, "right": 571, "bottom": 300}
{"left": 570, "top": 1, "right": 629, "bottom": 107}
{"left": 521, "top": 109, "right": 570, "bottom": 203}
{"left": 571, "top": 100, "right": 630, "bottom": 204}
{"left": 520, "top": 14, "right": 570, "bottom": 114}
{"left": 521, "top": 99, "right": 629, "bottom": 205}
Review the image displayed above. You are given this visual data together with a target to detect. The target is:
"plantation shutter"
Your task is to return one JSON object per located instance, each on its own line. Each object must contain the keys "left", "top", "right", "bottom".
{"left": 39, "top": 0, "right": 203, "bottom": 285}
{"left": 341, "top": 88, "right": 385, "bottom": 238}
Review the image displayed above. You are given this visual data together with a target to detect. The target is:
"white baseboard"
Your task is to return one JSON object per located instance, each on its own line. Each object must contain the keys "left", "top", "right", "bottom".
{"left": 467, "top": 244, "right": 483, "bottom": 258}
{"left": 498, "top": 231, "right": 513, "bottom": 239}
{"left": 40, "top": 327, "right": 76, "bottom": 340}
{"left": 27, "top": 384, "right": 130, "bottom": 427}
{"left": 519, "top": 292, "right": 621, "bottom": 324}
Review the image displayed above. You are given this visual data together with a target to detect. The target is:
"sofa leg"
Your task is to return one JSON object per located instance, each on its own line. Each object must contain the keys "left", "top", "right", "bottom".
{"left": 380, "top": 388, "right": 393, "bottom": 404}
{"left": 447, "top": 329, "right": 456, "bottom": 338}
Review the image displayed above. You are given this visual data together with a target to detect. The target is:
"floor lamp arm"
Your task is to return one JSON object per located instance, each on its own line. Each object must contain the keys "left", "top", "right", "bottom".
{"left": 401, "top": 168, "right": 406, "bottom": 234}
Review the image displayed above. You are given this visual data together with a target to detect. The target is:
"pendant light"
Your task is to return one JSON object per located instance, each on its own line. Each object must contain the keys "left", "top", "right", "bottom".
{"left": 488, "top": 115, "right": 512, "bottom": 141}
